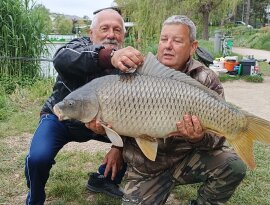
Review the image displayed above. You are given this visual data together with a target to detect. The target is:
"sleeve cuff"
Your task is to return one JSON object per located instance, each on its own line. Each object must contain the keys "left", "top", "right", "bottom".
{"left": 98, "top": 48, "right": 114, "bottom": 69}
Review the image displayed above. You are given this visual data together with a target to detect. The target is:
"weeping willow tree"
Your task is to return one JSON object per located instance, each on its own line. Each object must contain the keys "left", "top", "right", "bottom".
{"left": 0, "top": 0, "right": 48, "bottom": 78}
{"left": 115, "top": 0, "right": 240, "bottom": 46}
{"left": 179, "top": 0, "right": 240, "bottom": 40}
{"left": 115, "top": 0, "right": 181, "bottom": 52}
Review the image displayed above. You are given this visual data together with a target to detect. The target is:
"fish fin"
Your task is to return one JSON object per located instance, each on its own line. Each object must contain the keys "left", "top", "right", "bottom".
{"left": 135, "top": 136, "right": 158, "bottom": 161}
{"left": 228, "top": 114, "right": 270, "bottom": 170}
{"left": 138, "top": 52, "right": 223, "bottom": 100}
{"left": 245, "top": 114, "right": 270, "bottom": 144}
{"left": 100, "top": 124, "right": 123, "bottom": 147}
{"left": 228, "top": 137, "right": 256, "bottom": 170}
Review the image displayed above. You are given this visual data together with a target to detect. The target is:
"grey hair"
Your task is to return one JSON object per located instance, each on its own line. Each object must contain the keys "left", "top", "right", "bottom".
{"left": 163, "top": 15, "right": 196, "bottom": 41}
{"left": 90, "top": 9, "right": 126, "bottom": 33}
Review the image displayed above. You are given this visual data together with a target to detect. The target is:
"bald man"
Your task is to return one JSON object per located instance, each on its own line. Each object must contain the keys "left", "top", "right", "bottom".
{"left": 24, "top": 9, "right": 144, "bottom": 204}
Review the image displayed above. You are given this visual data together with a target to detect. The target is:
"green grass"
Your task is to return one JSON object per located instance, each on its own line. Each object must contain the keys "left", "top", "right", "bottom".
{"left": 0, "top": 77, "right": 53, "bottom": 137}
{"left": 216, "top": 25, "right": 270, "bottom": 51}
{"left": 219, "top": 73, "right": 265, "bottom": 83}
{"left": 1, "top": 133, "right": 269, "bottom": 204}
{"left": 258, "top": 61, "right": 270, "bottom": 76}
{"left": 46, "top": 151, "right": 121, "bottom": 205}
{"left": 0, "top": 136, "right": 121, "bottom": 204}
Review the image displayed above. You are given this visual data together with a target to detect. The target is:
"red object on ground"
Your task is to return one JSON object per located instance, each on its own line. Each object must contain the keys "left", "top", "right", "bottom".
{"left": 224, "top": 61, "right": 239, "bottom": 71}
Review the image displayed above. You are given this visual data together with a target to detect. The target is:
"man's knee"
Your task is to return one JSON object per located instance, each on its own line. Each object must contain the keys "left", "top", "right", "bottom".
{"left": 227, "top": 157, "right": 247, "bottom": 182}
{"left": 25, "top": 152, "right": 54, "bottom": 169}
{"left": 212, "top": 155, "right": 247, "bottom": 190}
{"left": 209, "top": 149, "right": 247, "bottom": 182}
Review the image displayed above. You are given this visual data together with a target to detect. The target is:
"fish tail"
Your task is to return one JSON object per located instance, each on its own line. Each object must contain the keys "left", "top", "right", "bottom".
{"left": 229, "top": 114, "right": 270, "bottom": 170}
{"left": 246, "top": 115, "right": 270, "bottom": 144}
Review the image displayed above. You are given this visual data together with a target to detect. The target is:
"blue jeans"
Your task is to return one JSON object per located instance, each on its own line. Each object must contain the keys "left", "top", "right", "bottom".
{"left": 25, "top": 114, "right": 126, "bottom": 205}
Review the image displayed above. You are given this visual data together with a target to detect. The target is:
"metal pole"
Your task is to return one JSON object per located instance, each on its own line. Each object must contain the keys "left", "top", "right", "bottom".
{"left": 214, "top": 30, "right": 222, "bottom": 53}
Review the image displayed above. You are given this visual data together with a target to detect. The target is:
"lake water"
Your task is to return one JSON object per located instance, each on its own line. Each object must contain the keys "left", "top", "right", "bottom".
{"left": 40, "top": 43, "right": 64, "bottom": 77}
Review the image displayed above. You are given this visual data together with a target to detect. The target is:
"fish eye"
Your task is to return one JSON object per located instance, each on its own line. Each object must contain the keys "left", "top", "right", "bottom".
{"left": 66, "top": 100, "right": 75, "bottom": 106}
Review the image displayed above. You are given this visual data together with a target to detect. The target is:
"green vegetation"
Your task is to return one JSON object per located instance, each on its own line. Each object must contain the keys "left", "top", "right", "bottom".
{"left": 0, "top": 0, "right": 48, "bottom": 78}
{"left": 258, "top": 61, "right": 270, "bottom": 76}
{"left": 0, "top": 77, "right": 54, "bottom": 136}
{"left": 54, "top": 15, "right": 73, "bottom": 34}
{"left": 220, "top": 25, "right": 270, "bottom": 51}
{"left": 219, "top": 73, "right": 264, "bottom": 83}
{"left": 117, "top": 0, "right": 240, "bottom": 49}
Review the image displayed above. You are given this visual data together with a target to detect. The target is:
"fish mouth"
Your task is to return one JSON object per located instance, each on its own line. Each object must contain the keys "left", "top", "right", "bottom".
{"left": 53, "top": 105, "right": 64, "bottom": 121}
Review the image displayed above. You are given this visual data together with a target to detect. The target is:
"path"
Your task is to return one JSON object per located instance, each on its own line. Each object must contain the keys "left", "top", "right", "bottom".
{"left": 222, "top": 76, "right": 270, "bottom": 121}
{"left": 232, "top": 47, "right": 270, "bottom": 62}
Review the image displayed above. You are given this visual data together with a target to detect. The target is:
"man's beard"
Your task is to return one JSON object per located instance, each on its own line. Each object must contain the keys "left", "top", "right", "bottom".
{"left": 101, "top": 39, "right": 122, "bottom": 50}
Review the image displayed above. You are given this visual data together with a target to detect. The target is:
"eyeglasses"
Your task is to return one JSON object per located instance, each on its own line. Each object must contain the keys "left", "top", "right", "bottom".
{"left": 93, "top": 6, "right": 122, "bottom": 15}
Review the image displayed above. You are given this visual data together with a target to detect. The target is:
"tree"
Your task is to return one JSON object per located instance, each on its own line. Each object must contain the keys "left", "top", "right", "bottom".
{"left": 235, "top": 0, "right": 269, "bottom": 27}
{"left": 83, "top": 15, "right": 91, "bottom": 25}
{"left": 115, "top": 0, "right": 180, "bottom": 51}
{"left": 245, "top": 0, "right": 251, "bottom": 25}
{"left": 250, "top": 0, "right": 269, "bottom": 27}
{"left": 115, "top": 0, "right": 240, "bottom": 44}
{"left": 180, "top": 0, "right": 240, "bottom": 40}
{"left": 31, "top": 4, "right": 52, "bottom": 34}
{"left": 54, "top": 15, "right": 73, "bottom": 34}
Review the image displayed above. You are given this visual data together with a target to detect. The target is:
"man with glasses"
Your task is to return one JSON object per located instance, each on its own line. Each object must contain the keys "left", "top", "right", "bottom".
{"left": 24, "top": 8, "right": 144, "bottom": 204}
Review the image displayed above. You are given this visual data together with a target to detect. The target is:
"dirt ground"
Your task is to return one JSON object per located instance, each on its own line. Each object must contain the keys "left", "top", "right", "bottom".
{"left": 222, "top": 76, "right": 270, "bottom": 121}
{"left": 232, "top": 47, "right": 270, "bottom": 62}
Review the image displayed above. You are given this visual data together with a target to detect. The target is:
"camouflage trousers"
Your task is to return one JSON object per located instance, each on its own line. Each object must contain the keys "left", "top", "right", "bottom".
{"left": 122, "top": 148, "right": 246, "bottom": 205}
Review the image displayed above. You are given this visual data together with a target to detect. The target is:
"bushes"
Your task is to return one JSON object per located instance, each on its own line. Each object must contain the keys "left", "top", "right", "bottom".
{"left": 224, "top": 26, "right": 270, "bottom": 51}
{"left": 0, "top": 75, "right": 37, "bottom": 94}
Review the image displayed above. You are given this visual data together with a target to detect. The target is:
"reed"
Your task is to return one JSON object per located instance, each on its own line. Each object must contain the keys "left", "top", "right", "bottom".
{"left": 0, "top": 0, "right": 47, "bottom": 78}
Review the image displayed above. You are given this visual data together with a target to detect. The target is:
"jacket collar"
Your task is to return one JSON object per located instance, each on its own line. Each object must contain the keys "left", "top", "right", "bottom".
{"left": 182, "top": 58, "right": 205, "bottom": 75}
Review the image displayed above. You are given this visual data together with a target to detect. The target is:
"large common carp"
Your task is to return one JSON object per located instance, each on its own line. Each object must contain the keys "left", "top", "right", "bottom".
{"left": 53, "top": 53, "right": 270, "bottom": 169}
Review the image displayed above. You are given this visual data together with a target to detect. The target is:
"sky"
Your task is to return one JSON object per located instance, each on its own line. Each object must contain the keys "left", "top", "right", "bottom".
{"left": 35, "top": 0, "right": 115, "bottom": 19}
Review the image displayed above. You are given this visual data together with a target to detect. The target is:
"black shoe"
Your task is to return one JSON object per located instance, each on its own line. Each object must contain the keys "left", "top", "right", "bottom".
{"left": 188, "top": 200, "right": 198, "bottom": 205}
{"left": 86, "top": 172, "right": 123, "bottom": 198}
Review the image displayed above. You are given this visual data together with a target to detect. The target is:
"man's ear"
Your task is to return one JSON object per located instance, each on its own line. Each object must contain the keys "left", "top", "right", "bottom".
{"left": 190, "top": 40, "right": 198, "bottom": 56}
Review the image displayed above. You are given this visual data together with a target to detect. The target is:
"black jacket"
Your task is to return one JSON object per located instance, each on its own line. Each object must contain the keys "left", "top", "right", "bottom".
{"left": 41, "top": 37, "right": 117, "bottom": 115}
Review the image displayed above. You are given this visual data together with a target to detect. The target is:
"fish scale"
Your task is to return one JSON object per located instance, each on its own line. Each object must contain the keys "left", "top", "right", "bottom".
{"left": 96, "top": 74, "right": 243, "bottom": 139}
